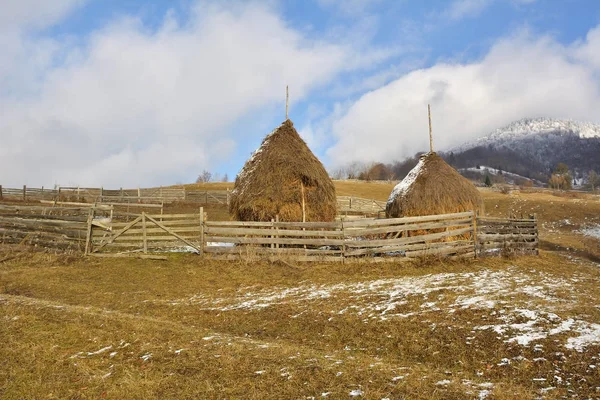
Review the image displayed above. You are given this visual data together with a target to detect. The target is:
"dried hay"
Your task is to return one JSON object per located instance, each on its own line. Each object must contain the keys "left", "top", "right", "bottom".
{"left": 386, "top": 152, "right": 484, "bottom": 218}
{"left": 229, "top": 120, "right": 337, "bottom": 222}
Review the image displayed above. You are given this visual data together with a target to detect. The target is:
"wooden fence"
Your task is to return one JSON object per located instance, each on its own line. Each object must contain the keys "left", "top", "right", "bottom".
{"left": 203, "top": 211, "right": 476, "bottom": 262}
{"left": 0, "top": 204, "right": 539, "bottom": 261}
{"left": 477, "top": 216, "right": 538, "bottom": 256}
{"left": 0, "top": 185, "right": 230, "bottom": 205}
{"left": 1, "top": 185, "right": 385, "bottom": 214}
{"left": 0, "top": 204, "right": 98, "bottom": 251}
{"left": 337, "top": 196, "right": 386, "bottom": 215}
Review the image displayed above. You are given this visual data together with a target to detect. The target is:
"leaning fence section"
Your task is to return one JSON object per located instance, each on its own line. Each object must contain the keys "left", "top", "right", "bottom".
{"left": 0, "top": 204, "right": 92, "bottom": 251}
{"left": 477, "top": 216, "right": 538, "bottom": 256}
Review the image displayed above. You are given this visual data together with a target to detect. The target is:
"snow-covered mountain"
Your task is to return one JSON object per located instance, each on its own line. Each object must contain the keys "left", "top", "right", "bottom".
{"left": 445, "top": 118, "right": 600, "bottom": 182}
{"left": 454, "top": 118, "right": 600, "bottom": 152}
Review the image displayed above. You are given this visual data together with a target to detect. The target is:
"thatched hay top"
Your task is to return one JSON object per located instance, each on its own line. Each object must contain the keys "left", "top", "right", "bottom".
{"left": 229, "top": 119, "right": 337, "bottom": 222}
{"left": 386, "top": 152, "right": 483, "bottom": 218}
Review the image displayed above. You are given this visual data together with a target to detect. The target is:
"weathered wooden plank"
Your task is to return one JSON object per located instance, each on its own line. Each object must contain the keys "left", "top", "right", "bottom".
{"left": 205, "top": 220, "right": 342, "bottom": 229}
{"left": 207, "top": 254, "right": 344, "bottom": 262}
{"left": 203, "top": 246, "right": 342, "bottom": 256}
{"left": 89, "top": 254, "right": 168, "bottom": 260}
{"left": 91, "top": 226, "right": 201, "bottom": 236}
{"left": 344, "top": 227, "right": 473, "bottom": 248}
{"left": 478, "top": 233, "right": 538, "bottom": 241}
{"left": 0, "top": 217, "right": 88, "bottom": 229}
{"left": 477, "top": 228, "right": 538, "bottom": 234}
{"left": 344, "top": 219, "right": 472, "bottom": 237}
{"left": 204, "top": 236, "right": 345, "bottom": 246}
{"left": 108, "top": 219, "right": 199, "bottom": 228}
{"left": 343, "top": 211, "right": 474, "bottom": 228}
{"left": 344, "top": 240, "right": 472, "bottom": 257}
{"left": 204, "top": 226, "right": 342, "bottom": 238}
{"left": 404, "top": 244, "right": 474, "bottom": 258}
{"left": 477, "top": 217, "right": 536, "bottom": 223}
{"left": 96, "top": 234, "right": 201, "bottom": 242}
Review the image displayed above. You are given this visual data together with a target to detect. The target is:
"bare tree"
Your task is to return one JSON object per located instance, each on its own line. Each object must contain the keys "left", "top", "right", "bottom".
{"left": 196, "top": 170, "right": 212, "bottom": 183}
{"left": 222, "top": 173, "right": 229, "bottom": 183}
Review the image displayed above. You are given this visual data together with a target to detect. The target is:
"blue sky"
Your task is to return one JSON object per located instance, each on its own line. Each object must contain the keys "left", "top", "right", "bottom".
{"left": 1, "top": 0, "right": 600, "bottom": 187}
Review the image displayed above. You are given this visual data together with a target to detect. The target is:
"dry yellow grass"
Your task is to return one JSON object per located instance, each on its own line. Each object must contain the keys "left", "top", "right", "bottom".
{"left": 2, "top": 249, "right": 600, "bottom": 399}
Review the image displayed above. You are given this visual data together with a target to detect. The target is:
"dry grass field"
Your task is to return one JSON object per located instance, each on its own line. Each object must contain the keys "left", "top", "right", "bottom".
{"left": 1, "top": 182, "right": 600, "bottom": 399}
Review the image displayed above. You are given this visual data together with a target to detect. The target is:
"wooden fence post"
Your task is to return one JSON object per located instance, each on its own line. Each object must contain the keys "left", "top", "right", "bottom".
{"left": 199, "top": 207, "right": 205, "bottom": 256}
{"left": 23, "top": 185, "right": 26, "bottom": 201}
{"left": 138, "top": 187, "right": 141, "bottom": 203}
{"left": 120, "top": 187, "right": 124, "bottom": 202}
{"left": 142, "top": 212, "right": 147, "bottom": 253}
{"left": 472, "top": 210, "right": 478, "bottom": 258}
{"left": 275, "top": 215, "right": 279, "bottom": 249}
{"left": 100, "top": 187, "right": 104, "bottom": 203}
{"left": 84, "top": 207, "right": 95, "bottom": 255}
{"left": 341, "top": 219, "right": 346, "bottom": 263}
{"left": 0, "top": 185, "right": 3, "bottom": 199}
{"left": 271, "top": 218, "right": 275, "bottom": 249}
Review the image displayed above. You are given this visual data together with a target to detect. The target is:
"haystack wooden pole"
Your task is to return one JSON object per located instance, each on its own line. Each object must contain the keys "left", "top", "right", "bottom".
{"left": 286, "top": 85, "right": 289, "bottom": 120}
{"left": 428, "top": 104, "right": 434, "bottom": 153}
{"left": 301, "top": 181, "right": 306, "bottom": 223}
{"left": 142, "top": 212, "right": 148, "bottom": 253}
{"left": 23, "top": 185, "right": 26, "bottom": 201}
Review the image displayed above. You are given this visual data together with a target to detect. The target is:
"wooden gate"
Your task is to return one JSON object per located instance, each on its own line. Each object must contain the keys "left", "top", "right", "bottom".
{"left": 86, "top": 210, "right": 204, "bottom": 255}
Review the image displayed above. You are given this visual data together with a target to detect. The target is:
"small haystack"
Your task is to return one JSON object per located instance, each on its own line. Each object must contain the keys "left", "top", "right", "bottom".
{"left": 229, "top": 119, "right": 337, "bottom": 222}
{"left": 386, "top": 152, "right": 483, "bottom": 218}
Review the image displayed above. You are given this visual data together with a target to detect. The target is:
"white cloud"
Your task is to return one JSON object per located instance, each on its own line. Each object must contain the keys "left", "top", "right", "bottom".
{"left": 0, "top": 2, "right": 386, "bottom": 187}
{"left": 0, "top": 0, "right": 85, "bottom": 32}
{"left": 445, "top": 0, "right": 494, "bottom": 20}
{"left": 315, "top": 0, "right": 383, "bottom": 16}
{"left": 325, "top": 27, "right": 600, "bottom": 166}
{"left": 441, "top": 0, "right": 537, "bottom": 21}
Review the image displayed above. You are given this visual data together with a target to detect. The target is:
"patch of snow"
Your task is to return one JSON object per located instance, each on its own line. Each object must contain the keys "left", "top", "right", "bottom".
{"left": 581, "top": 225, "right": 600, "bottom": 240}
{"left": 387, "top": 155, "right": 426, "bottom": 206}
{"left": 565, "top": 323, "right": 600, "bottom": 351}
{"left": 140, "top": 353, "right": 152, "bottom": 361}
{"left": 436, "top": 379, "right": 451, "bottom": 386}
{"left": 349, "top": 389, "right": 363, "bottom": 397}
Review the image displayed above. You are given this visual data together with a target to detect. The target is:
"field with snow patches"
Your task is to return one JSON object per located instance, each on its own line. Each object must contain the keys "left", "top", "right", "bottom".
{"left": 1, "top": 187, "right": 600, "bottom": 399}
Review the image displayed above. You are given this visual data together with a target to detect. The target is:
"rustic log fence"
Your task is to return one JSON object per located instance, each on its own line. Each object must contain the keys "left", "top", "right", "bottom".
{"left": 0, "top": 204, "right": 538, "bottom": 260}
{"left": 1, "top": 185, "right": 385, "bottom": 214}
{"left": 0, "top": 185, "right": 230, "bottom": 205}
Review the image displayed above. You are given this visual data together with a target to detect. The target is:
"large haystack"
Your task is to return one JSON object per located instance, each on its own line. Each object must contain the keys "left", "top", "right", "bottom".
{"left": 386, "top": 152, "right": 483, "bottom": 218}
{"left": 229, "top": 119, "right": 337, "bottom": 222}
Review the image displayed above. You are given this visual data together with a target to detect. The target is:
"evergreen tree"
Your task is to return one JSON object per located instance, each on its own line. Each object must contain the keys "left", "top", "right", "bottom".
{"left": 484, "top": 175, "right": 492, "bottom": 187}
